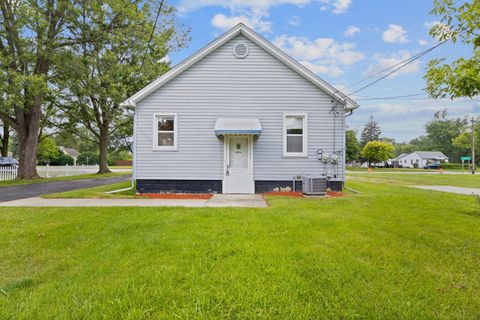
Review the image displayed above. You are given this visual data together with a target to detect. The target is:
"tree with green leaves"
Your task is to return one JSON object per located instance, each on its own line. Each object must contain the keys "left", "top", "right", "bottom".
{"left": 0, "top": 0, "right": 75, "bottom": 178}
{"left": 56, "top": 0, "right": 188, "bottom": 173}
{"left": 345, "top": 129, "right": 360, "bottom": 163}
{"left": 453, "top": 118, "right": 480, "bottom": 160}
{"left": 360, "top": 115, "right": 382, "bottom": 147}
{"left": 425, "top": 0, "right": 480, "bottom": 99}
{"left": 36, "top": 137, "right": 59, "bottom": 165}
{"left": 361, "top": 141, "right": 394, "bottom": 168}
{"left": 419, "top": 109, "right": 466, "bottom": 161}
{"left": 394, "top": 142, "right": 415, "bottom": 157}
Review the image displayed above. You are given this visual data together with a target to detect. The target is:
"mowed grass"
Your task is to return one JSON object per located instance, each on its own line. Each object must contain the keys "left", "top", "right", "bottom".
{"left": 1, "top": 180, "right": 480, "bottom": 319}
{"left": 348, "top": 172, "right": 480, "bottom": 188}
{"left": 41, "top": 181, "right": 136, "bottom": 199}
{"left": 347, "top": 167, "right": 431, "bottom": 172}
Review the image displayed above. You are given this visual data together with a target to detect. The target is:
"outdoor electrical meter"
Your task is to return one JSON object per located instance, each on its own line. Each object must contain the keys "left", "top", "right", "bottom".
{"left": 330, "top": 154, "right": 339, "bottom": 163}
{"left": 317, "top": 149, "right": 323, "bottom": 160}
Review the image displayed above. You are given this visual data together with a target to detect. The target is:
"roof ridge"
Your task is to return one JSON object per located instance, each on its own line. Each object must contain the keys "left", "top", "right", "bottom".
{"left": 123, "top": 23, "right": 358, "bottom": 110}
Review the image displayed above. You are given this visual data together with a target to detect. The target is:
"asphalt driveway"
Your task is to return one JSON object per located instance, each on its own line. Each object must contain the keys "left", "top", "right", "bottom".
{"left": 0, "top": 175, "right": 131, "bottom": 202}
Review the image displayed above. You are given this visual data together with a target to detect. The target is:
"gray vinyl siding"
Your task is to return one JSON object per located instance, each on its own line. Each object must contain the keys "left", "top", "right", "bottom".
{"left": 135, "top": 34, "right": 346, "bottom": 181}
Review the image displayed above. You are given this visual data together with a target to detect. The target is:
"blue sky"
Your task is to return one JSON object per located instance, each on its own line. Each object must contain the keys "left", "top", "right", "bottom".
{"left": 169, "top": 0, "right": 478, "bottom": 142}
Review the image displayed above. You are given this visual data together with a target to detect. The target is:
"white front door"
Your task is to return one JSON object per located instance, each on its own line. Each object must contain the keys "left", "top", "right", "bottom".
{"left": 224, "top": 136, "right": 253, "bottom": 194}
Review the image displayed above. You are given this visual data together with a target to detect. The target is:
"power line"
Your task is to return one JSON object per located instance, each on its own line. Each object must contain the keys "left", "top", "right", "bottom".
{"left": 139, "top": 0, "right": 165, "bottom": 72}
{"left": 347, "top": 39, "right": 448, "bottom": 97}
{"left": 356, "top": 93, "right": 427, "bottom": 101}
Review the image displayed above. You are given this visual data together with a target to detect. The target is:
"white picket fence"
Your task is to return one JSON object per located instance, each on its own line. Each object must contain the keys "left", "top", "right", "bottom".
{"left": 37, "top": 164, "right": 99, "bottom": 178}
{"left": 0, "top": 164, "right": 100, "bottom": 181}
{"left": 0, "top": 166, "right": 18, "bottom": 181}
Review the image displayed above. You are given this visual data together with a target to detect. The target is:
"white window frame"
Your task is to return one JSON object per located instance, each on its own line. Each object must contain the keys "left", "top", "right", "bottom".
{"left": 283, "top": 112, "right": 308, "bottom": 157}
{"left": 153, "top": 113, "right": 178, "bottom": 151}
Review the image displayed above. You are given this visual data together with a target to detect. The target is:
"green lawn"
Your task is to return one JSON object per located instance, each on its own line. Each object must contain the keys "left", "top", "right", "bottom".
{"left": 347, "top": 166, "right": 429, "bottom": 172}
{"left": 0, "top": 171, "right": 130, "bottom": 187}
{"left": 348, "top": 172, "right": 480, "bottom": 188}
{"left": 41, "top": 181, "right": 136, "bottom": 199}
{"left": 1, "top": 180, "right": 479, "bottom": 319}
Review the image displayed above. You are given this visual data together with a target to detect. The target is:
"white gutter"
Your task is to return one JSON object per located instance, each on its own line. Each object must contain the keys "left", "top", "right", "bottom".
{"left": 107, "top": 107, "right": 137, "bottom": 194}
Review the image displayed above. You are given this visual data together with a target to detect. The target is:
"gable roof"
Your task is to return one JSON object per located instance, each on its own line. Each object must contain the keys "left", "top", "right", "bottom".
{"left": 393, "top": 153, "right": 408, "bottom": 161}
{"left": 123, "top": 23, "right": 359, "bottom": 111}
{"left": 59, "top": 146, "right": 80, "bottom": 158}
{"left": 412, "top": 151, "right": 448, "bottom": 160}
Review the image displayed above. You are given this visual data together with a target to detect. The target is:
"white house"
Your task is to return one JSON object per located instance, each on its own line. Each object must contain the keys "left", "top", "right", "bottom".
{"left": 59, "top": 146, "right": 80, "bottom": 166}
{"left": 397, "top": 151, "right": 449, "bottom": 168}
{"left": 124, "top": 24, "right": 359, "bottom": 194}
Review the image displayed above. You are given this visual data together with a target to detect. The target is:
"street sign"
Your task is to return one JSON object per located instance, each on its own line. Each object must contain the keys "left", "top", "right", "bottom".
{"left": 461, "top": 156, "right": 472, "bottom": 161}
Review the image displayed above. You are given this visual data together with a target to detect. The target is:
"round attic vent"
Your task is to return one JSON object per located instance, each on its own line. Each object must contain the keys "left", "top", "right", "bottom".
{"left": 233, "top": 43, "right": 249, "bottom": 59}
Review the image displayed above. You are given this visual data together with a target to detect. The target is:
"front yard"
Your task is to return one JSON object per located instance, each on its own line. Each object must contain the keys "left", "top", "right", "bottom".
{"left": 1, "top": 179, "right": 479, "bottom": 319}
{"left": 348, "top": 172, "right": 480, "bottom": 188}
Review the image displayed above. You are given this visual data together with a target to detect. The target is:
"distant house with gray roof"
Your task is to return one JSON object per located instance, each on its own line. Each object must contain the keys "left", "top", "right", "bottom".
{"left": 59, "top": 146, "right": 80, "bottom": 166}
{"left": 396, "top": 151, "right": 448, "bottom": 168}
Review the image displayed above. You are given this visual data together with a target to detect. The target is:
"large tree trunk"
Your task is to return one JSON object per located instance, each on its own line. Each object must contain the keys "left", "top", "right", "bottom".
{"left": 98, "top": 127, "right": 111, "bottom": 174}
{"left": 15, "top": 103, "right": 41, "bottom": 179}
{"left": 1, "top": 124, "right": 9, "bottom": 157}
{"left": 16, "top": 126, "right": 39, "bottom": 179}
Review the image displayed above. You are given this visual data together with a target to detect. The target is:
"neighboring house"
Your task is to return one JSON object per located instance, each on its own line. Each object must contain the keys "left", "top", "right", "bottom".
{"left": 59, "top": 146, "right": 80, "bottom": 166}
{"left": 397, "top": 151, "right": 449, "bottom": 168}
{"left": 124, "top": 24, "right": 359, "bottom": 194}
{"left": 391, "top": 153, "right": 408, "bottom": 167}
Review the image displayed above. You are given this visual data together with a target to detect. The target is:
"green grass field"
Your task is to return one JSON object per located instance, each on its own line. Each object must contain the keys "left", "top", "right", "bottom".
{"left": 347, "top": 166, "right": 429, "bottom": 172}
{"left": 1, "top": 179, "right": 480, "bottom": 319}
{"left": 348, "top": 172, "right": 480, "bottom": 188}
{"left": 41, "top": 181, "right": 136, "bottom": 199}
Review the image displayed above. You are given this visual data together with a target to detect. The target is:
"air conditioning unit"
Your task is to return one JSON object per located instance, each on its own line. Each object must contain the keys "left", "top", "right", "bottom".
{"left": 302, "top": 176, "right": 328, "bottom": 195}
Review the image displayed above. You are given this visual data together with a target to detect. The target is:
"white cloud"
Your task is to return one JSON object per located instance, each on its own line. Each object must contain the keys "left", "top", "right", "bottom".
{"left": 418, "top": 39, "right": 428, "bottom": 46}
{"left": 365, "top": 51, "right": 421, "bottom": 79}
{"left": 332, "top": 0, "right": 352, "bottom": 14}
{"left": 361, "top": 101, "right": 474, "bottom": 115}
{"left": 300, "top": 61, "right": 344, "bottom": 77}
{"left": 424, "top": 21, "right": 440, "bottom": 29}
{"left": 180, "top": 0, "right": 311, "bottom": 15}
{"left": 273, "top": 35, "right": 363, "bottom": 77}
{"left": 180, "top": 1, "right": 353, "bottom": 34}
{"left": 178, "top": 0, "right": 352, "bottom": 16}
{"left": 382, "top": 24, "right": 409, "bottom": 43}
{"left": 158, "top": 55, "right": 171, "bottom": 63}
{"left": 288, "top": 15, "right": 301, "bottom": 26}
{"left": 344, "top": 25, "right": 360, "bottom": 37}
{"left": 424, "top": 20, "right": 453, "bottom": 40}
{"left": 274, "top": 35, "right": 364, "bottom": 65}
{"left": 211, "top": 14, "right": 272, "bottom": 32}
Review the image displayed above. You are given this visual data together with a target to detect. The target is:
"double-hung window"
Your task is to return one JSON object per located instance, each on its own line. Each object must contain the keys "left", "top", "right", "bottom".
{"left": 283, "top": 113, "right": 307, "bottom": 157}
{"left": 153, "top": 113, "right": 177, "bottom": 151}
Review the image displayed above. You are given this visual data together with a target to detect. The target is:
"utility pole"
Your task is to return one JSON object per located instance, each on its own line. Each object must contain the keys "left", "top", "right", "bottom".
{"left": 472, "top": 117, "right": 476, "bottom": 175}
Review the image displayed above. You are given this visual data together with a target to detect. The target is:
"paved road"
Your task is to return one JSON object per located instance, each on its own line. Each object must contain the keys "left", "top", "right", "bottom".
{"left": 0, "top": 175, "right": 131, "bottom": 202}
{"left": 413, "top": 185, "right": 480, "bottom": 195}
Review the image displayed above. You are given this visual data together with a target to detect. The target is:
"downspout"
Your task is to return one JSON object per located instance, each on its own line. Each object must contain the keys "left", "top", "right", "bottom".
{"left": 107, "top": 104, "right": 136, "bottom": 194}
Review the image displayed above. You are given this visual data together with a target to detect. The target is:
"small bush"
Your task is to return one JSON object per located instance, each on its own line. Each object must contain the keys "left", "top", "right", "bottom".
{"left": 440, "top": 163, "right": 465, "bottom": 170}
{"left": 77, "top": 152, "right": 99, "bottom": 165}
{"left": 50, "top": 153, "right": 74, "bottom": 166}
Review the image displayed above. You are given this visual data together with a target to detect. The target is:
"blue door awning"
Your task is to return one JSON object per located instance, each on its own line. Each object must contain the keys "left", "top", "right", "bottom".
{"left": 214, "top": 118, "right": 262, "bottom": 135}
